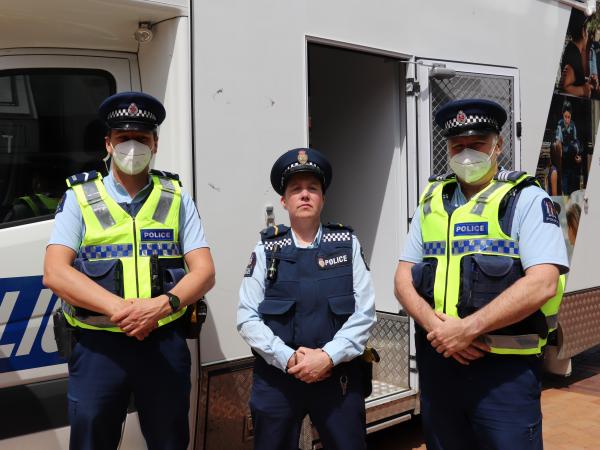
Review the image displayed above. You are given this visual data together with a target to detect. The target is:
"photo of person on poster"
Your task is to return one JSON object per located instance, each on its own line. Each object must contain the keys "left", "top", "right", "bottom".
{"left": 538, "top": 147, "right": 561, "bottom": 197}
{"left": 559, "top": 10, "right": 600, "bottom": 98}
{"left": 536, "top": 90, "right": 595, "bottom": 256}
{"left": 555, "top": 100, "right": 586, "bottom": 195}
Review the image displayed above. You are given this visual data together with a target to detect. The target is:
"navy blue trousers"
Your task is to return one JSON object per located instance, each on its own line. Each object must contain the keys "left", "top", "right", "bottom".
{"left": 67, "top": 323, "right": 191, "bottom": 450}
{"left": 416, "top": 331, "right": 543, "bottom": 450}
{"left": 250, "top": 357, "right": 366, "bottom": 450}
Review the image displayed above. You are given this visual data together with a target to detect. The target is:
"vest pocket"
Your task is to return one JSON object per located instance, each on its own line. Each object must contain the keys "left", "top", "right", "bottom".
{"left": 73, "top": 258, "right": 123, "bottom": 316}
{"left": 73, "top": 258, "right": 123, "bottom": 296}
{"left": 163, "top": 268, "right": 186, "bottom": 293}
{"left": 151, "top": 256, "right": 185, "bottom": 296}
{"left": 458, "top": 254, "right": 522, "bottom": 317}
{"left": 258, "top": 298, "right": 296, "bottom": 344}
{"left": 411, "top": 259, "right": 437, "bottom": 306}
{"left": 328, "top": 294, "right": 356, "bottom": 333}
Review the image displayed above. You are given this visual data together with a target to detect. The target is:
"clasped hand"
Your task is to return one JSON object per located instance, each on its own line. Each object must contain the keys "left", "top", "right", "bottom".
{"left": 286, "top": 347, "right": 333, "bottom": 383}
{"left": 427, "top": 312, "right": 490, "bottom": 365}
{"left": 110, "top": 296, "right": 169, "bottom": 341}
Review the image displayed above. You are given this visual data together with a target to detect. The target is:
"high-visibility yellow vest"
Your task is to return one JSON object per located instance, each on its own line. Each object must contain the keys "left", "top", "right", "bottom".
{"left": 418, "top": 170, "right": 564, "bottom": 355}
{"left": 62, "top": 170, "right": 187, "bottom": 331}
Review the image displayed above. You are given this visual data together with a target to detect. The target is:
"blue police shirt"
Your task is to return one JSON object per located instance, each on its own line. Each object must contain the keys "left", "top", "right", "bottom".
{"left": 401, "top": 182, "right": 569, "bottom": 274}
{"left": 237, "top": 225, "right": 376, "bottom": 372}
{"left": 49, "top": 170, "right": 208, "bottom": 254}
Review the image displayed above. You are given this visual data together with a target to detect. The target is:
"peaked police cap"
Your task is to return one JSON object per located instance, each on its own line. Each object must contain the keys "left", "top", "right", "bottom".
{"left": 99, "top": 91, "right": 166, "bottom": 131}
{"left": 270, "top": 148, "right": 332, "bottom": 195}
{"left": 435, "top": 98, "right": 507, "bottom": 137}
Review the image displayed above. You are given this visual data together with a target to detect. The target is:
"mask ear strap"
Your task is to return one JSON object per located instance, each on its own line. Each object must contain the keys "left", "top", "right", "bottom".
{"left": 489, "top": 136, "right": 500, "bottom": 159}
{"left": 102, "top": 152, "right": 111, "bottom": 175}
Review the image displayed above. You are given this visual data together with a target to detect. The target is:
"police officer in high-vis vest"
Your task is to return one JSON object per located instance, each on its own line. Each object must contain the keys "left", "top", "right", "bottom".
{"left": 237, "top": 148, "right": 376, "bottom": 450}
{"left": 394, "top": 99, "right": 569, "bottom": 449}
{"left": 43, "top": 92, "right": 215, "bottom": 450}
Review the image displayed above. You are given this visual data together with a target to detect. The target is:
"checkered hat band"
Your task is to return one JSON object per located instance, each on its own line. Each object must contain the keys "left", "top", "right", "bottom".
{"left": 423, "top": 241, "right": 446, "bottom": 256}
{"left": 139, "top": 243, "right": 181, "bottom": 257}
{"left": 451, "top": 239, "right": 519, "bottom": 255}
{"left": 281, "top": 162, "right": 321, "bottom": 187}
{"left": 322, "top": 232, "right": 352, "bottom": 243}
{"left": 445, "top": 115, "right": 498, "bottom": 131}
{"left": 80, "top": 244, "right": 134, "bottom": 259}
{"left": 107, "top": 108, "right": 157, "bottom": 121}
{"left": 264, "top": 238, "right": 293, "bottom": 251}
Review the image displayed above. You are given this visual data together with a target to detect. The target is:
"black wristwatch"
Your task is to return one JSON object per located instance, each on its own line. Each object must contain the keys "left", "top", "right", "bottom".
{"left": 166, "top": 292, "right": 181, "bottom": 312}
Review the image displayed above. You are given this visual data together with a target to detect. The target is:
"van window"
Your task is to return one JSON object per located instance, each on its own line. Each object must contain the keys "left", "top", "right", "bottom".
{"left": 429, "top": 73, "right": 515, "bottom": 174}
{"left": 0, "top": 69, "right": 115, "bottom": 227}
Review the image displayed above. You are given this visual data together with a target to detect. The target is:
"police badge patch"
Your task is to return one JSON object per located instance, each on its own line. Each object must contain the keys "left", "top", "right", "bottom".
{"left": 317, "top": 252, "right": 351, "bottom": 270}
{"left": 244, "top": 252, "right": 257, "bottom": 277}
{"left": 541, "top": 198, "right": 560, "bottom": 227}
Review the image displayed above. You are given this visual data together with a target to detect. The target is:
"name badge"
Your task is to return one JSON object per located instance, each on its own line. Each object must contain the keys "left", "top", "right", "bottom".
{"left": 141, "top": 229, "right": 174, "bottom": 241}
{"left": 453, "top": 222, "right": 488, "bottom": 236}
{"left": 317, "top": 253, "right": 351, "bottom": 270}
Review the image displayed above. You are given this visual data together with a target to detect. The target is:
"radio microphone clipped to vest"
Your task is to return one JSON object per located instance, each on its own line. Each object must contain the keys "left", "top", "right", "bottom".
{"left": 267, "top": 244, "right": 280, "bottom": 282}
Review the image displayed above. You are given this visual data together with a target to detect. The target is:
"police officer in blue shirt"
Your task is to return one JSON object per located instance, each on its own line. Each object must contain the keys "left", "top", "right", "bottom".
{"left": 394, "top": 99, "right": 569, "bottom": 450}
{"left": 237, "top": 148, "right": 376, "bottom": 450}
{"left": 44, "top": 91, "right": 215, "bottom": 450}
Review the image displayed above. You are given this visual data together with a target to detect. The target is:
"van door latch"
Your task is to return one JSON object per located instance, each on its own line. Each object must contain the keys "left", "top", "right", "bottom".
{"left": 406, "top": 78, "right": 420, "bottom": 96}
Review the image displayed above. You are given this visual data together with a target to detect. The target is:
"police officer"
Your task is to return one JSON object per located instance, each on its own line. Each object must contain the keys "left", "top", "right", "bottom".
{"left": 394, "top": 99, "right": 569, "bottom": 449}
{"left": 43, "top": 91, "right": 215, "bottom": 450}
{"left": 237, "top": 148, "right": 376, "bottom": 450}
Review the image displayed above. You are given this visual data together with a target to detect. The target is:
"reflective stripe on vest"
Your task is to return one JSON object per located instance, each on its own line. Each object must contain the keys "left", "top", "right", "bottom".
{"left": 419, "top": 173, "right": 564, "bottom": 355}
{"left": 153, "top": 176, "right": 177, "bottom": 224}
{"left": 64, "top": 173, "right": 187, "bottom": 331}
{"left": 81, "top": 180, "right": 116, "bottom": 229}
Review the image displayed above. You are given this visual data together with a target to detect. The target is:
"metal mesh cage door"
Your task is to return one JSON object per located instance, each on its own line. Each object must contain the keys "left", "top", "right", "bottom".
{"left": 429, "top": 72, "right": 515, "bottom": 175}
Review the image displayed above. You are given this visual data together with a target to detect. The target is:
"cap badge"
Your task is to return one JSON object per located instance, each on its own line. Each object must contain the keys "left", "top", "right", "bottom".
{"left": 456, "top": 110, "right": 467, "bottom": 124}
{"left": 297, "top": 150, "right": 308, "bottom": 164}
{"left": 127, "top": 103, "right": 139, "bottom": 115}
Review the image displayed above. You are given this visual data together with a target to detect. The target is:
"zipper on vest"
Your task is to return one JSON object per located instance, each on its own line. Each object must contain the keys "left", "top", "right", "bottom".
{"left": 442, "top": 211, "right": 452, "bottom": 314}
{"left": 132, "top": 217, "right": 140, "bottom": 297}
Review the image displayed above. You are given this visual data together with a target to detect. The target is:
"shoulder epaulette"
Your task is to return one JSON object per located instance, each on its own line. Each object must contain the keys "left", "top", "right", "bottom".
{"left": 150, "top": 169, "right": 181, "bottom": 182}
{"left": 428, "top": 172, "right": 456, "bottom": 182}
{"left": 260, "top": 224, "right": 290, "bottom": 240}
{"left": 494, "top": 170, "right": 527, "bottom": 182}
{"left": 260, "top": 224, "right": 292, "bottom": 251}
{"left": 323, "top": 222, "right": 354, "bottom": 233}
{"left": 66, "top": 170, "right": 100, "bottom": 187}
{"left": 322, "top": 223, "right": 353, "bottom": 244}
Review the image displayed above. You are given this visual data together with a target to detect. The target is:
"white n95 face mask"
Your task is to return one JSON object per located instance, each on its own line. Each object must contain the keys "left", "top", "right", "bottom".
{"left": 448, "top": 139, "right": 497, "bottom": 184}
{"left": 111, "top": 140, "right": 153, "bottom": 175}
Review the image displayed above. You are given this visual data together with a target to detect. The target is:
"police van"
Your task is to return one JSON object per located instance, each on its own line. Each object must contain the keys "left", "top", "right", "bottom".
{"left": 1, "top": 0, "right": 599, "bottom": 448}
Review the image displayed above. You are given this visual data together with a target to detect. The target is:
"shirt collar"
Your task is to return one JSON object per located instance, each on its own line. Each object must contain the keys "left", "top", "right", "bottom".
{"left": 291, "top": 225, "right": 322, "bottom": 249}
{"left": 452, "top": 183, "right": 467, "bottom": 206}
{"left": 104, "top": 169, "right": 153, "bottom": 203}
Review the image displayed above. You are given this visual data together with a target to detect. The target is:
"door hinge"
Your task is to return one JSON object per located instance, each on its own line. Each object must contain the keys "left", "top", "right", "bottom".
{"left": 516, "top": 121, "right": 522, "bottom": 138}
